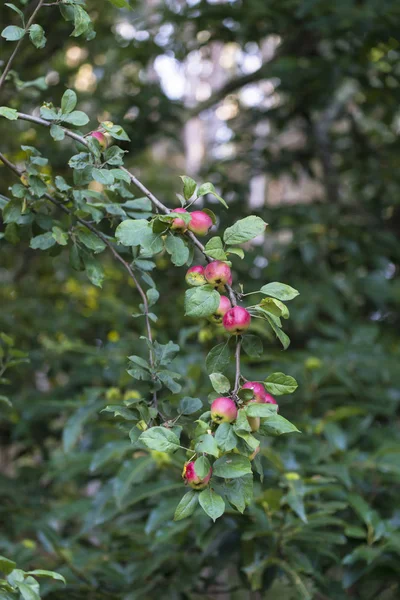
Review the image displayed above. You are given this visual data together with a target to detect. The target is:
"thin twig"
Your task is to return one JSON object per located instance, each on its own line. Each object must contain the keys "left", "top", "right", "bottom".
{"left": 3, "top": 114, "right": 243, "bottom": 406}
{"left": 0, "top": 151, "right": 158, "bottom": 401}
{"left": 233, "top": 338, "right": 241, "bottom": 395}
{"left": 0, "top": 0, "right": 46, "bottom": 94}
{"left": 13, "top": 112, "right": 239, "bottom": 303}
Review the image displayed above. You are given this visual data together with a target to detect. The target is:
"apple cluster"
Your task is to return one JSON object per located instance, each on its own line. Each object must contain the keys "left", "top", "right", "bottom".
{"left": 182, "top": 381, "right": 278, "bottom": 488}
{"left": 185, "top": 259, "right": 252, "bottom": 332}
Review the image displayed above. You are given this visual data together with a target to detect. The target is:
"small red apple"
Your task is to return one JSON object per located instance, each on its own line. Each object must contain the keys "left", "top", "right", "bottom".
{"left": 188, "top": 211, "right": 213, "bottom": 236}
{"left": 211, "top": 397, "right": 237, "bottom": 424}
{"left": 222, "top": 306, "right": 251, "bottom": 335}
{"left": 209, "top": 295, "right": 231, "bottom": 324}
{"left": 185, "top": 265, "right": 206, "bottom": 287}
{"left": 182, "top": 461, "right": 212, "bottom": 490}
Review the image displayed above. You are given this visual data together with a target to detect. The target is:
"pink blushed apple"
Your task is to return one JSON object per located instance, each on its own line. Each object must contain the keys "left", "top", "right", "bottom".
{"left": 182, "top": 461, "right": 212, "bottom": 490}
{"left": 204, "top": 261, "right": 232, "bottom": 288}
{"left": 211, "top": 397, "right": 237, "bottom": 424}
{"left": 188, "top": 211, "right": 213, "bottom": 236}
{"left": 222, "top": 306, "right": 251, "bottom": 335}
{"left": 171, "top": 208, "right": 189, "bottom": 232}
{"left": 185, "top": 265, "right": 206, "bottom": 287}
{"left": 91, "top": 131, "right": 108, "bottom": 151}
{"left": 242, "top": 381, "right": 268, "bottom": 403}
{"left": 209, "top": 295, "right": 231, "bottom": 324}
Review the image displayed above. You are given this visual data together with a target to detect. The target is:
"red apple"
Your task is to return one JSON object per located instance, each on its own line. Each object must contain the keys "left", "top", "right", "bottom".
{"left": 211, "top": 397, "right": 237, "bottom": 424}
{"left": 209, "top": 295, "right": 231, "bottom": 324}
{"left": 222, "top": 306, "right": 251, "bottom": 335}
{"left": 188, "top": 211, "right": 213, "bottom": 236}
{"left": 171, "top": 208, "right": 189, "bottom": 232}
{"left": 182, "top": 461, "right": 212, "bottom": 490}
{"left": 204, "top": 261, "right": 232, "bottom": 288}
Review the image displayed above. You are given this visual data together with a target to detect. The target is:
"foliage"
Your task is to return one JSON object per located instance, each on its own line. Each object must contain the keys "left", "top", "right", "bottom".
{"left": 1, "top": 1, "right": 400, "bottom": 599}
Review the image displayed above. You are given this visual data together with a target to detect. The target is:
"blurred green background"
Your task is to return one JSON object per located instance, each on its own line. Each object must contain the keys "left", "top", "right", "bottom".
{"left": 1, "top": 1, "right": 400, "bottom": 598}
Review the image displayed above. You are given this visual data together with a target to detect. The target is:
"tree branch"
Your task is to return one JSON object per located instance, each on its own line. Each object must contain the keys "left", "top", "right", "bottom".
{"left": 0, "top": 0, "right": 46, "bottom": 94}
{"left": 3, "top": 112, "right": 242, "bottom": 405}
{"left": 13, "top": 112, "right": 239, "bottom": 303}
{"left": 0, "top": 151, "right": 158, "bottom": 404}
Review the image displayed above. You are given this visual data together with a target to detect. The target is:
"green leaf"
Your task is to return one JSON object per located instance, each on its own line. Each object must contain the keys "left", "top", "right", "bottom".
{"left": 61, "top": 89, "right": 77, "bottom": 114}
{"left": 215, "top": 422, "right": 237, "bottom": 452}
{"left": 165, "top": 235, "right": 190, "bottom": 266}
{"left": 246, "top": 403, "right": 277, "bottom": 417}
{"left": 153, "top": 340, "right": 180, "bottom": 366}
{"left": 68, "top": 152, "right": 91, "bottom": 170}
{"left": 225, "top": 474, "right": 253, "bottom": 513}
{"left": 71, "top": 5, "right": 91, "bottom": 37}
{"left": 30, "top": 232, "right": 56, "bottom": 250}
{"left": 213, "top": 454, "right": 252, "bottom": 478}
{"left": 103, "top": 146, "right": 125, "bottom": 166}
{"left": 174, "top": 491, "right": 198, "bottom": 521}
{"left": 223, "top": 216, "right": 267, "bottom": 245}
{"left": 205, "top": 342, "right": 230, "bottom": 374}
{"left": 15, "top": 582, "right": 40, "bottom": 600}
{"left": 29, "top": 24, "right": 46, "bottom": 49}
{"left": 26, "top": 570, "right": 66, "bottom": 585}
{"left": 0, "top": 396, "right": 12, "bottom": 408}
{"left": 52, "top": 226, "right": 68, "bottom": 246}
{"left": 180, "top": 175, "right": 197, "bottom": 200}
{"left": 195, "top": 434, "right": 219, "bottom": 457}
{"left": 5, "top": 3, "right": 24, "bottom": 20}
{"left": 260, "top": 414, "right": 300, "bottom": 436}
{"left": 260, "top": 282, "right": 300, "bottom": 301}
{"left": 242, "top": 335, "right": 263, "bottom": 358}
{"left": 0, "top": 107, "right": 18, "bottom": 120}
{"left": 90, "top": 440, "right": 131, "bottom": 472}
{"left": 1, "top": 25, "right": 25, "bottom": 41}
{"left": 102, "top": 122, "right": 131, "bottom": 141}
{"left": 184, "top": 285, "right": 220, "bottom": 318}
{"left": 199, "top": 488, "right": 225, "bottom": 521}
{"left": 92, "top": 168, "right": 115, "bottom": 186}
{"left": 50, "top": 124, "right": 65, "bottom": 141}
{"left": 0, "top": 556, "right": 16, "bottom": 575}
{"left": 83, "top": 253, "right": 104, "bottom": 287}
{"left": 204, "top": 236, "right": 227, "bottom": 260}
{"left": 197, "top": 182, "right": 228, "bottom": 209}
{"left": 116, "top": 220, "right": 163, "bottom": 255}
{"left": 179, "top": 397, "right": 203, "bottom": 415}
{"left": 63, "top": 399, "right": 103, "bottom": 452}
{"left": 40, "top": 106, "right": 59, "bottom": 122}
{"left": 264, "top": 372, "right": 298, "bottom": 395}
{"left": 139, "top": 426, "right": 180, "bottom": 453}
{"left": 226, "top": 246, "right": 244, "bottom": 259}
{"left": 194, "top": 455, "right": 211, "bottom": 479}
{"left": 259, "top": 297, "right": 284, "bottom": 317}
{"left": 54, "top": 176, "right": 70, "bottom": 192}
{"left": 62, "top": 110, "right": 89, "bottom": 126}
{"left": 209, "top": 372, "right": 230, "bottom": 394}
{"left": 265, "top": 314, "right": 290, "bottom": 350}
{"left": 76, "top": 228, "right": 106, "bottom": 253}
